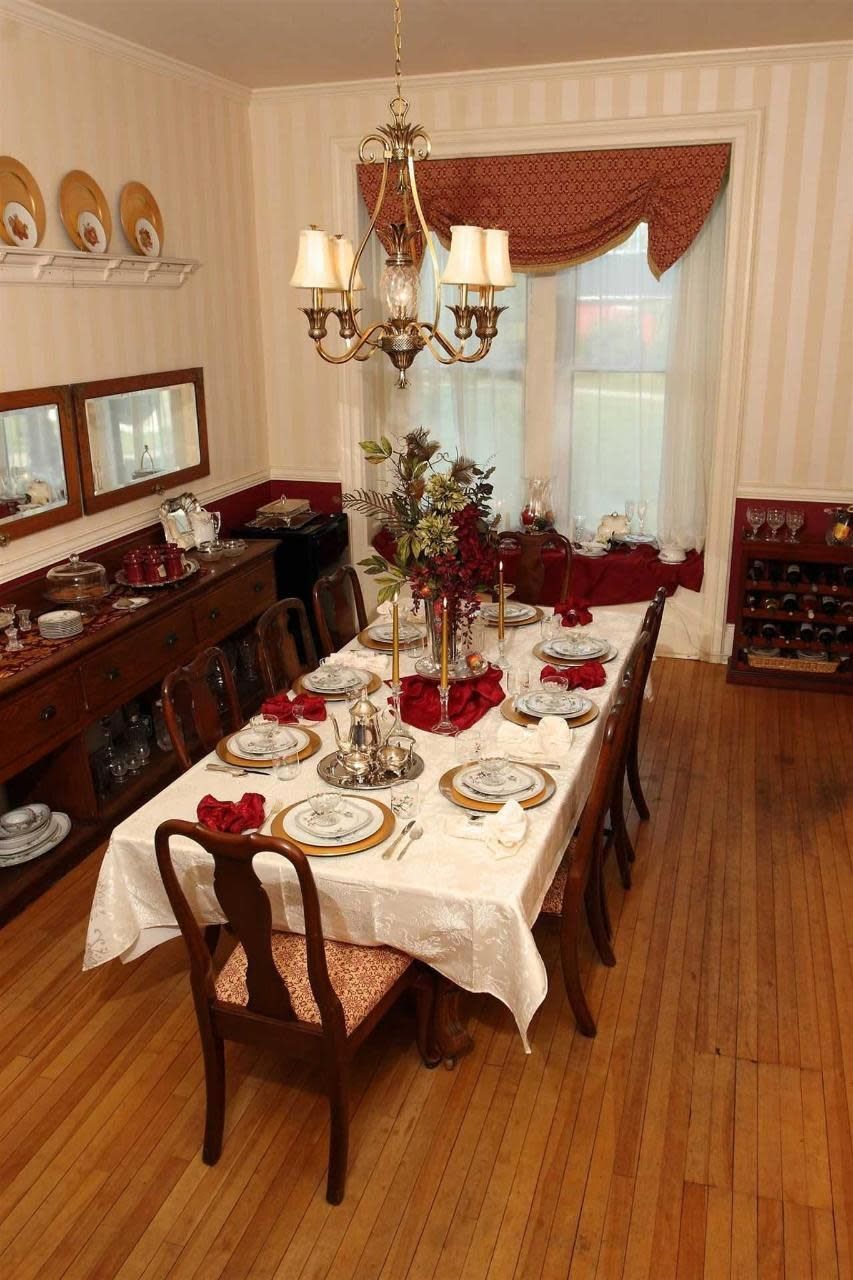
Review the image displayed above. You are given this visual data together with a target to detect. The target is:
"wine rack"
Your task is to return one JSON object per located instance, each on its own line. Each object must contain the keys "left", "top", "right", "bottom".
{"left": 727, "top": 538, "right": 852, "bottom": 693}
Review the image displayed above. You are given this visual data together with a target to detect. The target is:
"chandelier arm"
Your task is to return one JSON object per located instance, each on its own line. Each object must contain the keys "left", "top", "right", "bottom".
{"left": 404, "top": 150, "right": 444, "bottom": 355}
{"left": 345, "top": 152, "right": 392, "bottom": 342}
{"left": 312, "top": 322, "right": 388, "bottom": 365}
{"left": 417, "top": 323, "right": 492, "bottom": 364}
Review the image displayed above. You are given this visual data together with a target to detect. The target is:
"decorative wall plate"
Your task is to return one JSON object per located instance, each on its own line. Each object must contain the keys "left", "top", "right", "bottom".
{"left": 271, "top": 798, "right": 393, "bottom": 856}
{"left": 120, "top": 181, "right": 164, "bottom": 256}
{"left": 0, "top": 156, "right": 46, "bottom": 247}
{"left": 59, "top": 169, "right": 112, "bottom": 252}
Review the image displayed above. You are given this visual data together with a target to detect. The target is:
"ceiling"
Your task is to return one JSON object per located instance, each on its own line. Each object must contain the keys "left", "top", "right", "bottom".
{"left": 30, "top": 0, "right": 853, "bottom": 89}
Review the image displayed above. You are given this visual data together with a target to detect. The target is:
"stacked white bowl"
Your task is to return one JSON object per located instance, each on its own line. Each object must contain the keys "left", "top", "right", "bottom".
{"left": 38, "top": 609, "right": 84, "bottom": 639}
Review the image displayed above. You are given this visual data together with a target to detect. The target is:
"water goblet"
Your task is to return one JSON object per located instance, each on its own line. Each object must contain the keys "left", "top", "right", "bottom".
{"left": 745, "top": 505, "right": 766, "bottom": 540}
{"left": 766, "top": 506, "right": 785, "bottom": 541}
{"left": 637, "top": 500, "right": 649, "bottom": 535}
{"left": 307, "top": 792, "right": 341, "bottom": 828}
{"left": 785, "top": 508, "right": 804, "bottom": 542}
{"left": 508, "top": 667, "right": 531, "bottom": 709}
{"left": 108, "top": 749, "right": 129, "bottom": 783}
{"left": 1, "top": 603, "right": 16, "bottom": 625}
{"left": 454, "top": 729, "right": 482, "bottom": 766}
{"left": 625, "top": 501, "right": 636, "bottom": 531}
{"left": 573, "top": 514, "right": 586, "bottom": 543}
{"left": 390, "top": 779, "right": 419, "bottom": 820}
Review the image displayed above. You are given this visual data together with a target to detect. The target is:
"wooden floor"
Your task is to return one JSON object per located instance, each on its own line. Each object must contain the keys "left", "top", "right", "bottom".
{"left": 0, "top": 658, "right": 851, "bottom": 1279}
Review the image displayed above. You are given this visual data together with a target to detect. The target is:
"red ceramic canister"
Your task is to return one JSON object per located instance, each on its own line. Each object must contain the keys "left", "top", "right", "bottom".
{"left": 122, "top": 550, "right": 144, "bottom": 584}
{"left": 163, "top": 544, "right": 185, "bottom": 581}
{"left": 141, "top": 547, "right": 164, "bottom": 584}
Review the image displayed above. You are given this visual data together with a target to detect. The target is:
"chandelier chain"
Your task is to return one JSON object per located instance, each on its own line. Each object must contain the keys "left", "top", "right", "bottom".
{"left": 393, "top": 0, "right": 403, "bottom": 101}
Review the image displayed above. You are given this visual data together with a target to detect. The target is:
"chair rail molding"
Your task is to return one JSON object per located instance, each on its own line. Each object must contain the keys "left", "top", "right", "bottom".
{"left": 327, "top": 108, "right": 764, "bottom": 659}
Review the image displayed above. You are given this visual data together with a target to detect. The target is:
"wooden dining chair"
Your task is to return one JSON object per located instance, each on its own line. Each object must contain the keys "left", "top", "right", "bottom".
{"left": 538, "top": 632, "right": 649, "bottom": 1036}
{"left": 497, "top": 530, "right": 572, "bottom": 606}
{"left": 256, "top": 596, "right": 318, "bottom": 697}
{"left": 154, "top": 819, "right": 437, "bottom": 1203}
{"left": 606, "top": 627, "right": 654, "bottom": 891}
{"left": 625, "top": 586, "right": 667, "bottom": 823}
{"left": 161, "top": 646, "right": 242, "bottom": 772}
{"left": 312, "top": 565, "right": 368, "bottom": 656}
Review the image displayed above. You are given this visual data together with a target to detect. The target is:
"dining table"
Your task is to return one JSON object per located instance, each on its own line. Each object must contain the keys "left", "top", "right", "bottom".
{"left": 82, "top": 603, "right": 643, "bottom": 1055}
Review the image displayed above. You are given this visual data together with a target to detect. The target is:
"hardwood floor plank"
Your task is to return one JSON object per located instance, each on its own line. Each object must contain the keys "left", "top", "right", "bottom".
{"left": 676, "top": 1181, "right": 708, "bottom": 1279}
{"left": 733, "top": 1058, "right": 759, "bottom": 1196}
{"left": 703, "top": 1186, "right": 733, "bottom": 1280}
{"left": 731, "top": 1191, "right": 758, "bottom": 1280}
{"left": 757, "top": 1197, "right": 785, "bottom": 1280}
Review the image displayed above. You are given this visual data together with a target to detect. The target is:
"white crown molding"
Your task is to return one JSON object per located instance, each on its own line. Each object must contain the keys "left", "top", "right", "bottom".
{"left": 736, "top": 484, "right": 850, "bottom": 502}
{"left": 251, "top": 40, "right": 853, "bottom": 104}
{"left": 0, "top": 0, "right": 251, "bottom": 102}
{"left": 269, "top": 468, "right": 342, "bottom": 485}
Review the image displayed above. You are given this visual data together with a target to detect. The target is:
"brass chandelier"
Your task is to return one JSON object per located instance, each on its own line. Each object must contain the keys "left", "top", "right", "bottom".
{"left": 290, "top": 0, "right": 514, "bottom": 388}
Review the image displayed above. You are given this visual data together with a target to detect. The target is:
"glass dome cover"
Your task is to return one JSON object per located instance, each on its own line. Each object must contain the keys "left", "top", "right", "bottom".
{"left": 46, "top": 551, "right": 109, "bottom": 601}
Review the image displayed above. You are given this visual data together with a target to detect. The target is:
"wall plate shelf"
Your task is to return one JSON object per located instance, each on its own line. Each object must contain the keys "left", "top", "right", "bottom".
{"left": 0, "top": 245, "right": 201, "bottom": 287}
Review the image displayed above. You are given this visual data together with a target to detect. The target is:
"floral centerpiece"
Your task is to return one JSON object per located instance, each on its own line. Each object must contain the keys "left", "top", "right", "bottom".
{"left": 344, "top": 429, "right": 498, "bottom": 670}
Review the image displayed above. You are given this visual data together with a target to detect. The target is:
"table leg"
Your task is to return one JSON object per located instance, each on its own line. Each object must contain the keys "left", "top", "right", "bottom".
{"left": 432, "top": 976, "right": 474, "bottom": 1068}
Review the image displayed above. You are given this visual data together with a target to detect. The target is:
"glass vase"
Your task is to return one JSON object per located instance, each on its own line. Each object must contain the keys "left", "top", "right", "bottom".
{"left": 422, "top": 596, "right": 466, "bottom": 680}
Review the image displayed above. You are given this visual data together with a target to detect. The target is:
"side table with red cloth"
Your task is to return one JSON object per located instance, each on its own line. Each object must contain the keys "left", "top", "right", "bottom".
{"left": 571, "top": 544, "right": 704, "bottom": 605}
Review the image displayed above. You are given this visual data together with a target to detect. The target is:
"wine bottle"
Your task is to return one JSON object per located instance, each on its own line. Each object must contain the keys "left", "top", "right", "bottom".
{"left": 817, "top": 625, "right": 834, "bottom": 646}
{"left": 747, "top": 560, "right": 765, "bottom": 583}
{"left": 840, "top": 601, "right": 853, "bottom": 615}
{"left": 798, "top": 620, "right": 816, "bottom": 642}
{"left": 823, "top": 566, "right": 839, "bottom": 588}
{"left": 761, "top": 621, "right": 778, "bottom": 640}
{"left": 842, "top": 565, "right": 853, "bottom": 587}
{"left": 835, "top": 623, "right": 851, "bottom": 644}
{"left": 820, "top": 595, "right": 839, "bottom": 617}
{"left": 781, "top": 592, "right": 798, "bottom": 613}
{"left": 762, "top": 595, "right": 779, "bottom": 611}
{"left": 802, "top": 593, "right": 818, "bottom": 616}
{"left": 785, "top": 563, "right": 802, "bottom": 583}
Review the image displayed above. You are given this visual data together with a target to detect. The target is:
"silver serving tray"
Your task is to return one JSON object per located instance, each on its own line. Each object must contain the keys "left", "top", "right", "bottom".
{"left": 316, "top": 751, "right": 425, "bottom": 790}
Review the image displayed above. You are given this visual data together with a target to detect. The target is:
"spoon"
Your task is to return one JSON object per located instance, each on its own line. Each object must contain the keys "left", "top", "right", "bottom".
{"left": 397, "top": 825, "right": 423, "bottom": 860}
{"left": 382, "top": 818, "right": 414, "bottom": 860}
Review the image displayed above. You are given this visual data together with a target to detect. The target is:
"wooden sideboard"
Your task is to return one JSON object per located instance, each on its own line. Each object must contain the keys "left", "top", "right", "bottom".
{"left": 0, "top": 540, "right": 278, "bottom": 922}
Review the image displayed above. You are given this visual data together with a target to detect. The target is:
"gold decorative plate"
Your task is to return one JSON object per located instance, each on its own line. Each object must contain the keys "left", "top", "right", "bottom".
{"left": 120, "top": 181, "right": 164, "bottom": 256}
{"left": 482, "top": 605, "right": 545, "bottom": 628}
{"left": 439, "top": 764, "right": 555, "bottom": 813}
{"left": 357, "top": 627, "right": 421, "bottom": 653}
{"left": 292, "top": 669, "right": 382, "bottom": 700}
{"left": 0, "top": 155, "right": 46, "bottom": 247}
{"left": 532, "top": 640, "right": 617, "bottom": 665}
{"left": 215, "top": 727, "right": 322, "bottom": 769}
{"left": 500, "top": 697, "right": 600, "bottom": 729}
{"left": 59, "top": 169, "right": 112, "bottom": 252}
{"left": 271, "top": 798, "right": 394, "bottom": 856}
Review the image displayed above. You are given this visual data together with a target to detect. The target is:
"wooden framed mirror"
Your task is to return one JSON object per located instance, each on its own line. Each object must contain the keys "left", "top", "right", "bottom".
{"left": 72, "top": 367, "right": 209, "bottom": 515}
{"left": 0, "top": 384, "right": 83, "bottom": 541}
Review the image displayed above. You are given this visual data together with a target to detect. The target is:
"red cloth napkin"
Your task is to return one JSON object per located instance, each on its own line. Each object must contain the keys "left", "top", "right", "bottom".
{"left": 554, "top": 596, "right": 593, "bottom": 627}
{"left": 540, "top": 661, "right": 607, "bottom": 690}
{"left": 261, "top": 692, "right": 327, "bottom": 723}
{"left": 398, "top": 666, "right": 505, "bottom": 732}
{"left": 197, "top": 792, "right": 265, "bottom": 833}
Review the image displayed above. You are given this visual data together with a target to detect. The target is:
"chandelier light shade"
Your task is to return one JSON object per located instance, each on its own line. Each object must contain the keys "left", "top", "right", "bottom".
{"left": 289, "top": 0, "right": 514, "bottom": 387}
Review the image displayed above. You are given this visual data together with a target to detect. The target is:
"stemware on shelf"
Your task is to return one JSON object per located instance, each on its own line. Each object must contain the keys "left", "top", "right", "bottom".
{"left": 785, "top": 508, "right": 805, "bottom": 542}
{"left": 745, "top": 505, "right": 766, "bottom": 539}
{"left": 572, "top": 514, "right": 586, "bottom": 543}
{"left": 4, "top": 624, "right": 22, "bottom": 652}
{"left": 766, "top": 506, "right": 786, "bottom": 541}
{"left": 625, "top": 500, "right": 636, "bottom": 532}
{"left": 637, "top": 500, "right": 649, "bottom": 534}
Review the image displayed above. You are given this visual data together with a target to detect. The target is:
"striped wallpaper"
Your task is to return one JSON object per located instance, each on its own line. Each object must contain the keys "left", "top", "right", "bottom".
{"left": 0, "top": 11, "right": 266, "bottom": 579}
{"left": 251, "top": 46, "right": 853, "bottom": 499}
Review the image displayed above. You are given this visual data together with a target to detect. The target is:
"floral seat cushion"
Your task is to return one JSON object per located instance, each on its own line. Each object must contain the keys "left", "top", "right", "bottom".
{"left": 540, "top": 856, "right": 570, "bottom": 916}
{"left": 215, "top": 933, "right": 412, "bottom": 1034}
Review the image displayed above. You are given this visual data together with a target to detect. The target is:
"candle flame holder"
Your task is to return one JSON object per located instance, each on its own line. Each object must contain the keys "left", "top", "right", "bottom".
{"left": 430, "top": 685, "right": 458, "bottom": 735}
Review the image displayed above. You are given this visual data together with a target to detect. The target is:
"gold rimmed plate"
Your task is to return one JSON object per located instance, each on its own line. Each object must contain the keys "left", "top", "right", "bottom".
{"left": 59, "top": 169, "right": 112, "bottom": 253}
{"left": 357, "top": 626, "right": 421, "bottom": 653}
{"left": 533, "top": 640, "right": 618, "bottom": 665}
{"left": 481, "top": 604, "right": 545, "bottom": 628}
{"left": 293, "top": 669, "right": 382, "bottom": 700}
{"left": 500, "top": 697, "right": 600, "bottom": 730}
{"left": 0, "top": 155, "right": 46, "bottom": 247}
{"left": 271, "top": 798, "right": 393, "bottom": 856}
{"left": 215, "top": 726, "right": 322, "bottom": 769}
{"left": 439, "top": 764, "right": 555, "bottom": 813}
{"left": 120, "top": 181, "right": 164, "bottom": 256}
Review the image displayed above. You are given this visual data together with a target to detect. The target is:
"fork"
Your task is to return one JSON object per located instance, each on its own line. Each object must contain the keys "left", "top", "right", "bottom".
{"left": 397, "top": 825, "right": 423, "bottom": 860}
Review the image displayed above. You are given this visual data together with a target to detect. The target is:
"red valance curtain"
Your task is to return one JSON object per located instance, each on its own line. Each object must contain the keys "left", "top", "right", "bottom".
{"left": 357, "top": 144, "right": 730, "bottom": 278}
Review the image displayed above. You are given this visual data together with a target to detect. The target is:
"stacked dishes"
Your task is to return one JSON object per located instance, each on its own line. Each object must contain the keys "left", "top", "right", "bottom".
{"left": 480, "top": 601, "right": 538, "bottom": 625}
{"left": 540, "top": 633, "right": 612, "bottom": 663}
{"left": 454, "top": 761, "right": 543, "bottom": 803}
{"left": 367, "top": 621, "right": 420, "bottom": 645}
{"left": 0, "top": 804, "right": 71, "bottom": 867}
{"left": 301, "top": 665, "right": 370, "bottom": 696}
{"left": 515, "top": 688, "right": 594, "bottom": 721}
{"left": 38, "top": 609, "right": 84, "bottom": 639}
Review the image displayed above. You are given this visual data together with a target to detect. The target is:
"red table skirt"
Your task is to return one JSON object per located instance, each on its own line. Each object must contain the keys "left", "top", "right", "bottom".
{"left": 371, "top": 529, "right": 703, "bottom": 608}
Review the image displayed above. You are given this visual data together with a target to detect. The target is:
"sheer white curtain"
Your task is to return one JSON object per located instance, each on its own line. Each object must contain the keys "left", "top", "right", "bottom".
{"left": 657, "top": 191, "right": 727, "bottom": 551}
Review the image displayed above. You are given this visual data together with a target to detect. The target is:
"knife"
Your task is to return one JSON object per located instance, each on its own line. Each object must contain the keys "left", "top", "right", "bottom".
{"left": 382, "top": 818, "right": 414, "bottom": 860}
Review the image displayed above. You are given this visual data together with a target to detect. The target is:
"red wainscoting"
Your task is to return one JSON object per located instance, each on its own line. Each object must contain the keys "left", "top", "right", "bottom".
{"left": 726, "top": 497, "right": 846, "bottom": 622}
{"left": 268, "top": 479, "right": 343, "bottom": 514}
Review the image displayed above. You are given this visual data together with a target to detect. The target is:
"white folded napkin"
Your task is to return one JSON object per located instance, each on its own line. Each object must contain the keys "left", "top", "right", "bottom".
{"left": 496, "top": 714, "right": 572, "bottom": 761}
{"left": 444, "top": 799, "right": 527, "bottom": 859}
{"left": 374, "top": 587, "right": 416, "bottom": 619}
{"left": 322, "top": 650, "right": 390, "bottom": 677}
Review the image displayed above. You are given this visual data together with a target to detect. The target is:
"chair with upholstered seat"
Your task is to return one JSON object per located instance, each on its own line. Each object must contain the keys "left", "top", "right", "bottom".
{"left": 161, "top": 646, "right": 242, "bottom": 772}
{"left": 154, "top": 819, "right": 437, "bottom": 1204}
{"left": 312, "top": 564, "right": 368, "bottom": 656}
{"left": 625, "top": 586, "right": 667, "bottom": 823}
{"left": 497, "top": 530, "right": 572, "bottom": 606}
{"left": 538, "top": 630, "right": 650, "bottom": 1035}
{"left": 256, "top": 596, "right": 318, "bottom": 697}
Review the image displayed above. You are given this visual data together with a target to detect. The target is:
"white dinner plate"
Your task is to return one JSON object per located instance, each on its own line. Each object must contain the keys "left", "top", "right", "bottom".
{"left": 480, "top": 602, "right": 536, "bottom": 621}
{"left": 293, "top": 801, "right": 373, "bottom": 840}
{"left": 574, "top": 545, "right": 607, "bottom": 557}
{"left": 282, "top": 798, "right": 383, "bottom": 847}
{"left": 544, "top": 635, "right": 609, "bottom": 660}
{"left": 229, "top": 726, "right": 305, "bottom": 759}
{"left": 368, "top": 622, "right": 420, "bottom": 643}
{"left": 518, "top": 690, "right": 592, "bottom": 719}
{"left": 455, "top": 762, "right": 542, "bottom": 801}
{"left": 621, "top": 533, "right": 657, "bottom": 544}
{"left": 302, "top": 666, "right": 368, "bottom": 693}
{"left": 0, "top": 813, "right": 70, "bottom": 866}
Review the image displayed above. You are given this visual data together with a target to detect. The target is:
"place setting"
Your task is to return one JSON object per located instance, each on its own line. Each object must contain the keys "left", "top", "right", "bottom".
{"left": 533, "top": 630, "right": 617, "bottom": 666}
{"left": 271, "top": 790, "right": 394, "bottom": 857}
{"left": 439, "top": 750, "right": 556, "bottom": 813}
{"left": 293, "top": 662, "right": 382, "bottom": 699}
{"left": 500, "top": 681, "right": 600, "bottom": 729}
{"left": 357, "top": 617, "right": 423, "bottom": 653}
{"left": 214, "top": 712, "right": 322, "bottom": 772}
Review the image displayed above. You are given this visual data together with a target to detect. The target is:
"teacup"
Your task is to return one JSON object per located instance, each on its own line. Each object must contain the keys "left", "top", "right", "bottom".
{"left": 0, "top": 804, "right": 50, "bottom": 838}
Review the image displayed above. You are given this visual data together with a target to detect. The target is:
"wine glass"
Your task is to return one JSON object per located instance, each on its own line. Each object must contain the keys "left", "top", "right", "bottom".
{"left": 766, "top": 506, "right": 785, "bottom": 542}
{"left": 745, "top": 505, "right": 766, "bottom": 540}
{"left": 573, "top": 513, "right": 586, "bottom": 543}
{"left": 625, "top": 501, "right": 635, "bottom": 532}
{"left": 637, "top": 500, "right": 648, "bottom": 535}
{"left": 785, "top": 508, "right": 804, "bottom": 542}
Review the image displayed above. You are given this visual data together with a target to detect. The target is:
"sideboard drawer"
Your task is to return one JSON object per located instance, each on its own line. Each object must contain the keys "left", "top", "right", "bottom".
{"left": 82, "top": 609, "right": 194, "bottom": 710}
{"left": 193, "top": 561, "right": 276, "bottom": 642}
{"left": 0, "top": 671, "right": 83, "bottom": 776}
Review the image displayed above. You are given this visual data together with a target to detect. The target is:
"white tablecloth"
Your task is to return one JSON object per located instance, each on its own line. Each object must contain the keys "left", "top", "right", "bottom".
{"left": 83, "top": 606, "right": 642, "bottom": 1046}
